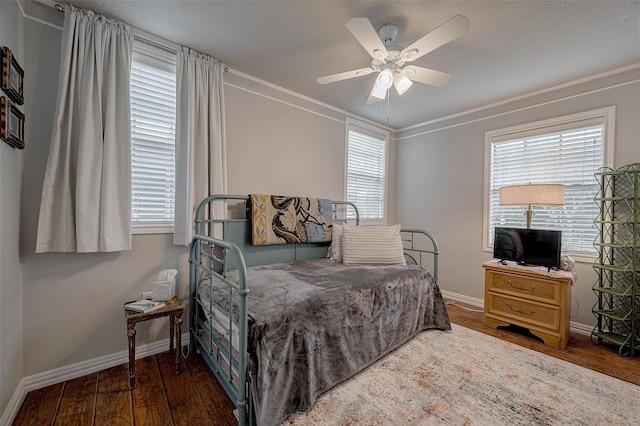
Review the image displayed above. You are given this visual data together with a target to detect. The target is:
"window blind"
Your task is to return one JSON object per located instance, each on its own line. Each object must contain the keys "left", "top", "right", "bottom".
{"left": 489, "top": 122, "right": 604, "bottom": 254}
{"left": 130, "top": 40, "right": 177, "bottom": 233}
{"left": 346, "top": 126, "right": 387, "bottom": 221}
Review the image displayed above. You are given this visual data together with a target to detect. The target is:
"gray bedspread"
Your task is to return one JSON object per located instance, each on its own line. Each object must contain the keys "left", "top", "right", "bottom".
{"left": 198, "top": 258, "right": 450, "bottom": 426}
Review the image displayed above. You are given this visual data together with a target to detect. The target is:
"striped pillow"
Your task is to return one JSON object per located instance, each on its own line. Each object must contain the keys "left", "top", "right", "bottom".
{"left": 342, "top": 224, "right": 406, "bottom": 266}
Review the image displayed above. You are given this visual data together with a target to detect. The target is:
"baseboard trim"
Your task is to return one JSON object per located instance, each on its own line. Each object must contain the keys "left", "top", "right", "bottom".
{"left": 441, "top": 290, "right": 593, "bottom": 336}
{"left": 440, "top": 290, "right": 484, "bottom": 308}
{"left": 569, "top": 322, "right": 593, "bottom": 336}
{"left": 2, "top": 333, "right": 190, "bottom": 425}
{"left": 24, "top": 332, "right": 190, "bottom": 391}
{"left": 0, "top": 379, "right": 26, "bottom": 426}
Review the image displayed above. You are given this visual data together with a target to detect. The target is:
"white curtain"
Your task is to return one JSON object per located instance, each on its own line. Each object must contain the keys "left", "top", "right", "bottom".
{"left": 174, "top": 47, "right": 227, "bottom": 245}
{"left": 36, "top": 5, "right": 133, "bottom": 253}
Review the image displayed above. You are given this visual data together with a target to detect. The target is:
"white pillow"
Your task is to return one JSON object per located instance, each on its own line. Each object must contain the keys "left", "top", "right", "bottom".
{"left": 329, "top": 224, "right": 343, "bottom": 263}
{"left": 341, "top": 224, "right": 406, "bottom": 266}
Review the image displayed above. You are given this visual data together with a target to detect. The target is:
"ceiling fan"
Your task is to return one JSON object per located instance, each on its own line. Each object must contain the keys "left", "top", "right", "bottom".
{"left": 317, "top": 15, "right": 469, "bottom": 103}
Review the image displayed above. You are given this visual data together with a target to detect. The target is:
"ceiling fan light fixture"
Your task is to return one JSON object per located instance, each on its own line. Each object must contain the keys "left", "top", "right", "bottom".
{"left": 376, "top": 68, "right": 394, "bottom": 90}
{"left": 394, "top": 73, "right": 413, "bottom": 95}
{"left": 369, "top": 82, "right": 387, "bottom": 100}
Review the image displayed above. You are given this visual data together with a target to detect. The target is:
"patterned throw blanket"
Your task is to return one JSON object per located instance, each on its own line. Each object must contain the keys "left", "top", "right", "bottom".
{"left": 249, "top": 194, "right": 332, "bottom": 245}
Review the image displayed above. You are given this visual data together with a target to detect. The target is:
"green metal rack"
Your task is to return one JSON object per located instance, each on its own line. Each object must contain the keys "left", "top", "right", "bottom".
{"left": 592, "top": 163, "right": 640, "bottom": 356}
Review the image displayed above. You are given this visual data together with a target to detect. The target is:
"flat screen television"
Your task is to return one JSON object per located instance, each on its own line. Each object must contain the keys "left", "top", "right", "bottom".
{"left": 493, "top": 227, "right": 562, "bottom": 269}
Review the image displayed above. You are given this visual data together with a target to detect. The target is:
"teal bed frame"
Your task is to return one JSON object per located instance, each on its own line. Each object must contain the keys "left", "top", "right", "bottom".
{"left": 188, "top": 194, "right": 439, "bottom": 425}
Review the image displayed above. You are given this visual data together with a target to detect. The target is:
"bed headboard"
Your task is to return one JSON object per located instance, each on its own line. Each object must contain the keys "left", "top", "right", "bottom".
{"left": 193, "top": 194, "right": 359, "bottom": 269}
{"left": 192, "top": 194, "right": 439, "bottom": 280}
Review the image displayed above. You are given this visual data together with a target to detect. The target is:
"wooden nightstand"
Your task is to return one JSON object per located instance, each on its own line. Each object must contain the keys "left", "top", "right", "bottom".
{"left": 482, "top": 260, "right": 575, "bottom": 349}
{"left": 124, "top": 296, "right": 184, "bottom": 389}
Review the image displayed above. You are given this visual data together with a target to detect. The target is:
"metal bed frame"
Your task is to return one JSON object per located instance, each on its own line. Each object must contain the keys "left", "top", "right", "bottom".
{"left": 189, "top": 194, "right": 439, "bottom": 425}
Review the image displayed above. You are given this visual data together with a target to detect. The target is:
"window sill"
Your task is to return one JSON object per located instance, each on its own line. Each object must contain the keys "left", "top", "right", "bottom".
{"left": 567, "top": 252, "right": 596, "bottom": 264}
{"left": 132, "top": 224, "right": 173, "bottom": 235}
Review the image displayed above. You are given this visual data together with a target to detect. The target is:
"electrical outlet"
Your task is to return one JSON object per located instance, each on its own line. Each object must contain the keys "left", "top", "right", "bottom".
{"left": 141, "top": 291, "right": 153, "bottom": 300}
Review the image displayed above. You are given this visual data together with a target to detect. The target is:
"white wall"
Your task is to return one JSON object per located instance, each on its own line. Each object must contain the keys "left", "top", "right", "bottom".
{"left": 224, "top": 73, "right": 348, "bottom": 199}
{"left": 396, "top": 66, "right": 640, "bottom": 327}
{"left": 0, "top": 0, "right": 24, "bottom": 417}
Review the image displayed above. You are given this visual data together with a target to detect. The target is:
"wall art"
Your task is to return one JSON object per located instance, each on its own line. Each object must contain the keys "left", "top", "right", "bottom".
{"left": 1, "top": 96, "right": 24, "bottom": 149}
{"left": 2, "top": 46, "right": 24, "bottom": 105}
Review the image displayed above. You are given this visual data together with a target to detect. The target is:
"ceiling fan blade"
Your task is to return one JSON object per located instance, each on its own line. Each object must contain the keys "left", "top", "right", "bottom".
{"left": 345, "top": 17, "right": 389, "bottom": 61}
{"left": 316, "top": 67, "right": 374, "bottom": 84}
{"left": 403, "top": 66, "right": 451, "bottom": 87}
{"left": 400, "top": 14, "right": 469, "bottom": 63}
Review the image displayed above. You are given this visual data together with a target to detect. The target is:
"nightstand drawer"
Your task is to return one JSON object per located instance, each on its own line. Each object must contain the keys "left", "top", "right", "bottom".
{"left": 486, "top": 293, "right": 559, "bottom": 331}
{"left": 488, "top": 271, "right": 559, "bottom": 304}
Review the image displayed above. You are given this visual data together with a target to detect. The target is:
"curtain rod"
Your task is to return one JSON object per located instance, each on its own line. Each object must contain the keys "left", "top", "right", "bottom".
{"left": 49, "top": 2, "right": 229, "bottom": 72}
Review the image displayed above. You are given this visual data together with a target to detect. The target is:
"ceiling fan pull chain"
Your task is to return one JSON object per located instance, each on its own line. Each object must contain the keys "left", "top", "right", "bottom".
{"left": 387, "top": 91, "right": 390, "bottom": 124}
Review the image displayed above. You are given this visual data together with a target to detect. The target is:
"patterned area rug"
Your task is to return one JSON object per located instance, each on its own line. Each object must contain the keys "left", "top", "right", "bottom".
{"left": 282, "top": 323, "right": 640, "bottom": 425}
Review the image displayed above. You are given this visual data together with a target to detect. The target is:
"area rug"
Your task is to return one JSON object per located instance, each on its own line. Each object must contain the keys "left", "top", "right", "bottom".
{"left": 282, "top": 323, "right": 640, "bottom": 425}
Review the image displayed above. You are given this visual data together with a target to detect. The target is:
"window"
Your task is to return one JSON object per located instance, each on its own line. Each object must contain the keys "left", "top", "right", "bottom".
{"left": 130, "top": 39, "right": 177, "bottom": 233}
{"left": 345, "top": 118, "right": 389, "bottom": 223}
{"left": 484, "top": 107, "right": 614, "bottom": 259}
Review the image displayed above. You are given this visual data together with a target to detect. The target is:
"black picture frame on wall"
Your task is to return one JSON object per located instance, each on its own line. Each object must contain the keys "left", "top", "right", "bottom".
{"left": 1, "top": 96, "right": 25, "bottom": 149}
{"left": 2, "top": 46, "right": 24, "bottom": 105}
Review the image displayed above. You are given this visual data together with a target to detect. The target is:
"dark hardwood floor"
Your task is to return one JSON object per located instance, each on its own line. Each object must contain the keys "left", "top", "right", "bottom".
{"left": 13, "top": 299, "right": 640, "bottom": 425}
{"left": 444, "top": 300, "right": 640, "bottom": 386}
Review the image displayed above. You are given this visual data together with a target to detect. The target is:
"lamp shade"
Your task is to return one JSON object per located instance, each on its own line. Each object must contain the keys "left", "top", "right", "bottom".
{"left": 393, "top": 73, "right": 413, "bottom": 95}
{"left": 376, "top": 68, "right": 394, "bottom": 90}
{"left": 369, "top": 82, "right": 387, "bottom": 100}
{"left": 499, "top": 184, "right": 565, "bottom": 206}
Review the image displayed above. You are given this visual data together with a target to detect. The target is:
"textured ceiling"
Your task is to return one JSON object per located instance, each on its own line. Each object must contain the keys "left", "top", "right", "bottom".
{"left": 55, "top": 1, "right": 640, "bottom": 129}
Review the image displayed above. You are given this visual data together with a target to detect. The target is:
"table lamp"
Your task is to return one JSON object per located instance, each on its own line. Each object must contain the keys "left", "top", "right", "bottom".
{"left": 499, "top": 184, "right": 565, "bottom": 228}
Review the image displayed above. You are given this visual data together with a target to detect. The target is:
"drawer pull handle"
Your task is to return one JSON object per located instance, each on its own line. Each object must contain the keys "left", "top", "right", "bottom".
{"left": 507, "top": 280, "right": 536, "bottom": 291}
{"left": 506, "top": 303, "right": 535, "bottom": 315}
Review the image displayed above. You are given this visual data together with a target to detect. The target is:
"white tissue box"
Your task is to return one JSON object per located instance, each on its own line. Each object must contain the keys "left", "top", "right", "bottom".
{"left": 153, "top": 279, "right": 175, "bottom": 301}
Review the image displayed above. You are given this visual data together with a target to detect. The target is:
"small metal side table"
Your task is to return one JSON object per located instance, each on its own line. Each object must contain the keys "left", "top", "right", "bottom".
{"left": 124, "top": 296, "right": 184, "bottom": 389}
